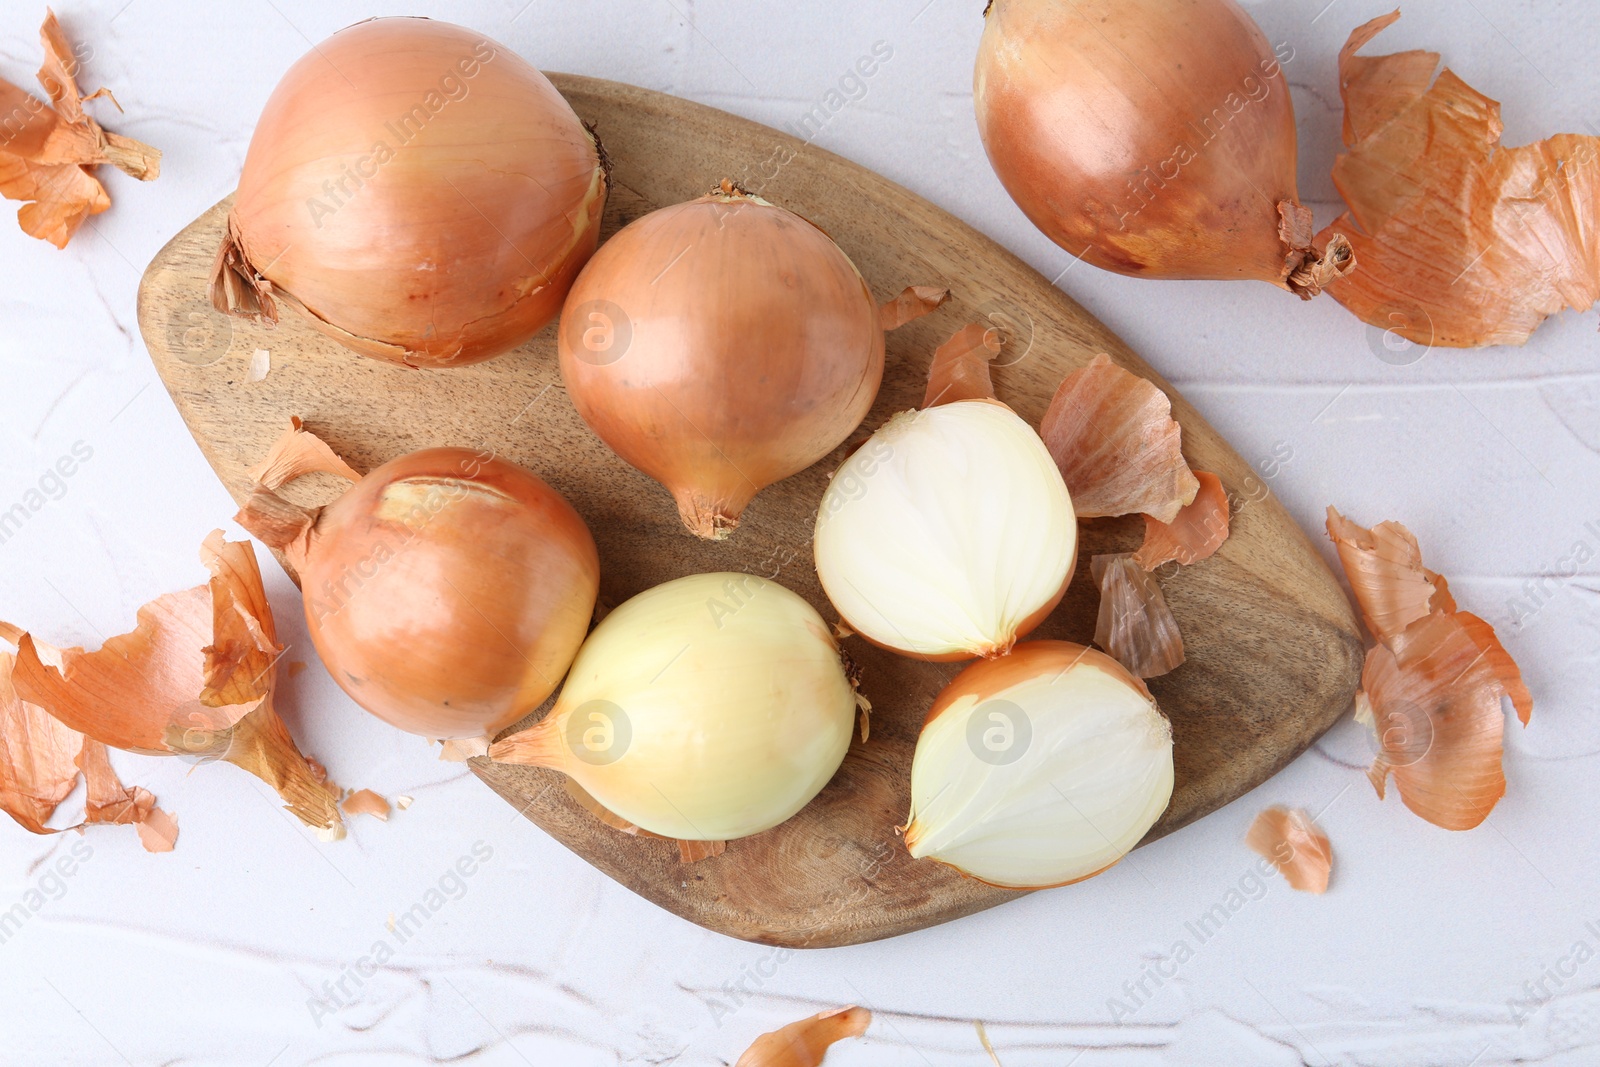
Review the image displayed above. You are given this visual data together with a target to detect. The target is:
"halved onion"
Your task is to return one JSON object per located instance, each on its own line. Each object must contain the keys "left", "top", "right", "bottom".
{"left": 490, "top": 573, "right": 857, "bottom": 841}
{"left": 814, "top": 401, "right": 1076, "bottom": 660}
{"left": 904, "top": 641, "right": 1174, "bottom": 888}
{"left": 212, "top": 18, "right": 606, "bottom": 367}
{"left": 558, "top": 184, "right": 884, "bottom": 539}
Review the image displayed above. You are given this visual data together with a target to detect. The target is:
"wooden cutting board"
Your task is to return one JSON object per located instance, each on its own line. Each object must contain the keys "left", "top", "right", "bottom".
{"left": 137, "top": 73, "right": 1362, "bottom": 948}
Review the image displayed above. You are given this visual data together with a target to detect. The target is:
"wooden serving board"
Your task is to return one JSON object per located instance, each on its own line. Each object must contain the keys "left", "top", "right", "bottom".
{"left": 137, "top": 73, "right": 1361, "bottom": 948}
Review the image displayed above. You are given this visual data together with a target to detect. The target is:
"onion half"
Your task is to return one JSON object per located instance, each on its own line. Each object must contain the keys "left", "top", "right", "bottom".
{"left": 974, "top": 0, "right": 1352, "bottom": 295}
{"left": 814, "top": 401, "right": 1076, "bottom": 660}
{"left": 212, "top": 18, "right": 606, "bottom": 367}
{"left": 490, "top": 573, "right": 857, "bottom": 841}
{"left": 905, "top": 641, "right": 1174, "bottom": 889}
{"left": 558, "top": 184, "right": 883, "bottom": 539}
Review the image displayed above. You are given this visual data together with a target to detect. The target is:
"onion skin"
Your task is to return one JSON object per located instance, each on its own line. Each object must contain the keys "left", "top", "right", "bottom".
{"left": 975, "top": 0, "right": 1328, "bottom": 290}
{"left": 219, "top": 18, "right": 606, "bottom": 367}
{"left": 301, "top": 448, "right": 599, "bottom": 739}
{"left": 558, "top": 188, "right": 883, "bottom": 539}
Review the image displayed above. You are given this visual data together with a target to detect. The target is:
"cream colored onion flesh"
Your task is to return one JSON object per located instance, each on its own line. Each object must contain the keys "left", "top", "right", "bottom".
{"left": 813, "top": 401, "right": 1076, "bottom": 660}
{"left": 905, "top": 641, "right": 1174, "bottom": 889}
{"left": 491, "top": 573, "right": 856, "bottom": 841}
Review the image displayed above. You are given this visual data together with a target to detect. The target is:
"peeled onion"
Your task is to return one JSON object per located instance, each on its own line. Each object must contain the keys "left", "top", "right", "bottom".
{"left": 974, "top": 0, "right": 1352, "bottom": 296}
{"left": 813, "top": 401, "right": 1076, "bottom": 660}
{"left": 904, "top": 641, "right": 1174, "bottom": 889}
{"left": 558, "top": 184, "right": 883, "bottom": 539}
{"left": 489, "top": 573, "right": 857, "bottom": 841}
{"left": 212, "top": 18, "right": 606, "bottom": 367}
{"left": 239, "top": 448, "right": 599, "bottom": 740}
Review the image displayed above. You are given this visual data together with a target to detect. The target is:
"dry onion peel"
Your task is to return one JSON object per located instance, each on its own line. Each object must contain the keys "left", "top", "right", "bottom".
{"left": 923, "top": 322, "right": 1001, "bottom": 409}
{"left": 245, "top": 417, "right": 362, "bottom": 490}
{"left": 490, "top": 573, "right": 856, "bottom": 841}
{"left": 814, "top": 390, "right": 1076, "bottom": 660}
{"left": 1091, "top": 554, "right": 1185, "bottom": 679}
{"left": 1246, "top": 806, "right": 1332, "bottom": 894}
{"left": 1041, "top": 354, "right": 1199, "bottom": 524}
{"left": 1327, "top": 509, "right": 1531, "bottom": 829}
{"left": 212, "top": 18, "right": 605, "bottom": 367}
{"left": 1, "top": 654, "right": 174, "bottom": 849}
{"left": 341, "top": 788, "right": 390, "bottom": 821}
{"left": 905, "top": 641, "right": 1173, "bottom": 888}
{"left": 975, "top": 0, "right": 1352, "bottom": 295}
{"left": 1325, "top": 506, "right": 1451, "bottom": 644}
{"left": 1318, "top": 11, "right": 1600, "bottom": 346}
{"left": 559, "top": 183, "right": 889, "bottom": 540}
{"left": 878, "top": 285, "right": 950, "bottom": 331}
{"left": 0, "top": 12, "right": 160, "bottom": 248}
{"left": 237, "top": 437, "right": 600, "bottom": 741}
{"left": 735, "top": 1006, "right": 871, "bottom": 1067}
{"left": 1134, "top": 471, "right": 1231, "bottom": 570}
{"left": 4, "top": 532, "right": 339, "bottom": 831}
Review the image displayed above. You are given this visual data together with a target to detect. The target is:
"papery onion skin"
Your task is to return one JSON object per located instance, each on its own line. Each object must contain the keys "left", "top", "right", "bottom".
{"left": 215, "top": 18, "right": 606, "bottom": 367}
{"left": 302, "top": 448, "right": 599, "bottom": 740}
{"left": 975, "top": 0, "right": 1348, "bottom": 294}
{"left": 814, "top": 401, "right": 1077, "bottom": 661}
{"left": 489, "top": 573, "right": 856, "bottom": 841}
{"left": 905, "top": 641, "right": 1173, "bottom": 889}
{"left": 558, "top": 187, "right": 883, "bottom": 539}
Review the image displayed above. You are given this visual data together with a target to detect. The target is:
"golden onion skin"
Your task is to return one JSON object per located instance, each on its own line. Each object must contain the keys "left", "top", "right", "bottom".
{"left": 975, "top": 0, "right": 1303, "bottom": 285}
{"left": 301, "top": 448, "right": 599, "bottom": 739}
{"left": 557, "top": 190, "right": 884, "bottom": 539}
{"left": 227, "top": 18, "right": 606, "bottom": 367}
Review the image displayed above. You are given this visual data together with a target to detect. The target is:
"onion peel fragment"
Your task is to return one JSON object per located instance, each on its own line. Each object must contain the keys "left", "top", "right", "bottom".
{"left": 6, "top": 533, "right": 341, "bottom": 831}
{"left": 1317, "top": 10, "right": 1600, "bottom": 346}
{"left": 1091, "top": 554, "right": 1185, "bottom": 678}
{"left": 878, "top": 285, "right": 949, "bottom": 331}
{"left": 1, "top": 650, "right": 177, "bottom": 849}
{"left": 923, "top": 322, "right": 1001, "bottom": 408}
{"left": 1359, "top": 611, "right": 1522, "bottom": 830}
{"left": 1325, "top": 506, "right": 1455, "bottom": 646}
{"left": 0, "top": 12, "right": 161, "bottom": 248}
{"left": 1328, "top": 508, "right": 1532, "bottom": 829}
{"left": 1041, "top": 354, "right": 1199, "bottom": 523}
{"left": 245, "top": 417, "right": 362, "bottom": 491}
{"left": 1134, "top": 470, "right": 1230, "bottom": 570}
{"left": 1246, "top": 806, "right": 1332, "bottom": 893}
{"left": 341, "top": 788, "right": 390, "bottom": 821}
{"left": 735, "top": 1006, "right": 871, "bottom": 1067}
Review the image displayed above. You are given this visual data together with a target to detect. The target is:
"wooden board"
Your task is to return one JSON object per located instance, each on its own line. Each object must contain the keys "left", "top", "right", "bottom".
{"left": 137, "top": 73, "right": 1362, "bottom": 948}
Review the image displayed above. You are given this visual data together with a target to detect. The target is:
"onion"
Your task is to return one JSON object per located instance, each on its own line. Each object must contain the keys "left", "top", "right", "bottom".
{"left": 904, "top": 641, "right": 1174, "bottom": 889}
{"left": 489, "top": 572, "right": 858, "bottom": 841}
{"left": 813, "top": 401, "right": 1076, "bottom": 660}
{"left": 238, "top": 447, "right": 599, "bottom": 740}
{"left": 974, "top": 0, "right": 1353, "bottom": 296}
{"left": 558, "top": 183, "right": 883, "bottom": 539}
{"left": 211, "top": 17, "right": 607, "bottom": 367}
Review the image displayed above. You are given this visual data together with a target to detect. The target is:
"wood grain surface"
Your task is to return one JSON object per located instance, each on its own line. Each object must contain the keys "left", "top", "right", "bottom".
{"left": 136, "top": 73, "right": 1362, "bottom": 948}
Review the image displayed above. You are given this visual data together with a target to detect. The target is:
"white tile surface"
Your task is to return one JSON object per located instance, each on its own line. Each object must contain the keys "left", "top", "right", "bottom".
{"left": 1, "top": 1, "right": 1596, "bottom": 1064}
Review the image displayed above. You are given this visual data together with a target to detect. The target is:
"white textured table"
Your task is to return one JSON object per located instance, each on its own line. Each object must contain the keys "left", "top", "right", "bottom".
{"left": 1, "top": 2, "right": 1594, "bottom": 1064}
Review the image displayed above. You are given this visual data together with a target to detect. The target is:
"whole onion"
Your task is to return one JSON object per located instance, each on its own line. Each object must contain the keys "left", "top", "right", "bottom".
{"left": 557, "top": 184, "right": 883, "bottom": 539}
{"left": 242, "top": 447, "right": 601, "bottom": 740}
{"left": 212, "top": 18, "right": 607, "bottom": 367}
{"left": 974, "top": 0, "right": 1351, "bottom": 296}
